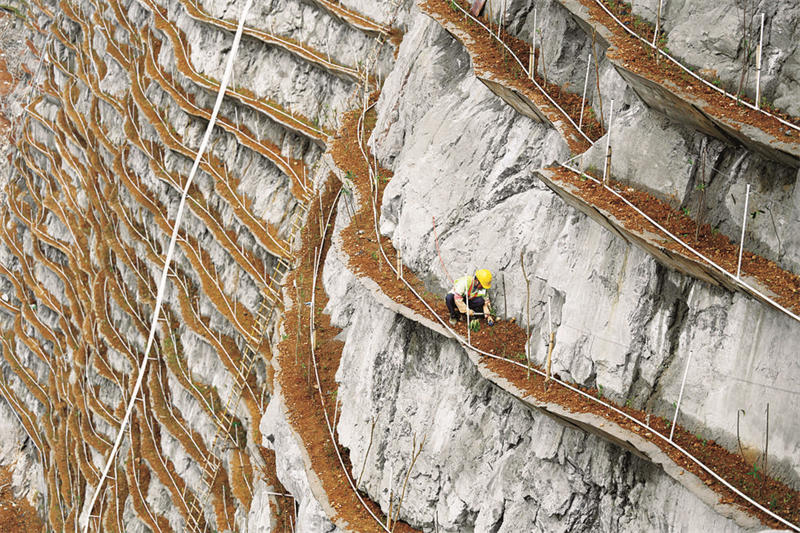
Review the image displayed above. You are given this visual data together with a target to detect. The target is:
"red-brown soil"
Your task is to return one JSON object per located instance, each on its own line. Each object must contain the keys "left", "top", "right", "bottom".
{"left": 276, "top": 180, "right": 418, "bottom": 531}
{"left": 0, "top": 13, "right": 14, "bottom": 137}
{"left": 579, "top": 0, "right": 800, "bottom": 138}
{"left": 420, "top": 0, "right": 604, "bottom": 153}
{"left": 0, "top": 464, "right": 43, "bottom": 532}
{"left": 329, "top": 97, "right": 800, "bottom": 529}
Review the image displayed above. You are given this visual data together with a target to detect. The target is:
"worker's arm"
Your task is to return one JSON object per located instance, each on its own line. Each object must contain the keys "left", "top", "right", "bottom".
{"left": 483, "top": 298, "right": 494, "bottom": 325}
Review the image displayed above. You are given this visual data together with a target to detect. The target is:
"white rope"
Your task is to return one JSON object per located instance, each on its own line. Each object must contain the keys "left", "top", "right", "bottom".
{"left": 81, "top": 1, "right": 254, "bottom": 530}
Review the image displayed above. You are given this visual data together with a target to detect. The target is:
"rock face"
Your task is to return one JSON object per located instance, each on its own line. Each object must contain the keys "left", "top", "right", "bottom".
{"left": 325, "top": 230, "right": 746, "bottom": 532}
{"left": 1, "top": 0, "right": 799, "bottom": 531}
{"left": 337, "top": 3, "right": 799, "bottom": 530}
{"left": 630, "top": 0, "right": 800, "bottom": 117}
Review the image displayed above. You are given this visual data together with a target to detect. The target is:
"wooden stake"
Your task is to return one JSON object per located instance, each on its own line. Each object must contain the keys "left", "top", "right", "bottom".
{"left": 755, "top": 13, "right": 765, "bottom": 110}
{"left": 501, "top": 271, "right": 507, "bottom": 320}
{"left": 520, "top": 252, "right": 531, "bottom": 379}
{"left": 736, "top": 184, "right": 751, "bottom": 279}
{"left": 762, "top": 402, "right": 769, "bottom": 494}
{"left": 592, "top": 28, "right": 605, "bottom": 132}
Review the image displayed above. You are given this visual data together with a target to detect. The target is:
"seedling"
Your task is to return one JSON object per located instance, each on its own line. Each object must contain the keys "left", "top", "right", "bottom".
{"left": 469, "top": 319, "right": 480, "bottom": 332}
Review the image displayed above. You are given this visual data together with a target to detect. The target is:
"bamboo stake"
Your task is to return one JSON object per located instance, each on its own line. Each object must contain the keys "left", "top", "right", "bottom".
{"left": 736, "top": 184, "right": 751, "bottom": 279}
{"left": 528, "top": 45, "right": 534, "bottom": 80}
{"left": 652, "top": 0, "right": 663, "bottom": 64}
{"left": 532, "top": 8, "right": 537, "bottom": 77}
{"left": 520, "top": 252, "right": 531, "bottom": 379}
{"left": 545, "top": 296, "right": 554, "bottom": 386}
{"left": 591, "top": 28, "right": 605, "bottom": 131}
{"left": 603, "top": 99, "right": 615, "bottom": 186}
{"left": 466, "top": 274, "right": 471, "bottom": 345}
{"left": 579, "top": 53, "right": 592, "bottom": 133}
{"left": 755, "top": 13, "right": 765, "bottom": 110}
{"left": 669, "top": 349, "right": 694, "bottom": 442}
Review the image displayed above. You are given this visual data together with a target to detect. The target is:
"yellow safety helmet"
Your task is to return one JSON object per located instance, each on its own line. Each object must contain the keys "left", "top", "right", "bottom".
{"left": 475, "top": 269, "right": 492, "bottom": 289}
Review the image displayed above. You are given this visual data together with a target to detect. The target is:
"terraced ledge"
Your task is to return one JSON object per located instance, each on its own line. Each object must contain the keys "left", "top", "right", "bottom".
{"left": 559, "top": 0, "right": 800, "bottom": 168}
{"left": 328, "top": 217, "right": 767, "bottom": 530}
{"left": 325, "top": 101, "right": 799, "bottom": 528}
{"left": 135, "top": 0, "right": 331, "bottom": 147}
{"left": 268, "top": 358, "right": 350, "bottom": 531}
{"left": 175, "top": 0, "right": 361, "bottom": 82}
{"left": 419, "top": 0, "right": 598, "bottom": 153}
{"left": 537, "top": 166, "right": 800, "bottom": 320}
{"left": 310, "top": 0, "right": 394, "bottom": 38}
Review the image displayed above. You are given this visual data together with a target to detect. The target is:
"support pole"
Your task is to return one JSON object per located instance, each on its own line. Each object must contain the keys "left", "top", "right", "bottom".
{"left": 528, "top": 45, "right": 534, "bottom": 80}
{"left": 755, "top": 13, "right": 765, "bottom": 110}
{"left": 579, "top": 53, "right": 591, "bottom": 133}
{"left": 602, "top": 99, "right": 614, "bottom": 186}
{"left": 532, "top": 8, "right": 537, "bottom": 77}
{"left": 466, "top": 278, "right": 471, "bottom": 345}
{"left": 736, "top": 184, "right": 751, "bottom": 279}
{"left": 669, "top": 349, "right": 694, "bottom": 442}
{"left": 545, "top": 296, "right": 554, "bottom": 384}
{"left": 651, "top": 0, "right": 663, "bottom": 48}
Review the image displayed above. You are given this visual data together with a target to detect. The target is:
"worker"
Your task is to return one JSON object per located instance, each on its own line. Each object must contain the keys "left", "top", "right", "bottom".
{"left": 445, "top": 269, "right": 494, "bottom": 326}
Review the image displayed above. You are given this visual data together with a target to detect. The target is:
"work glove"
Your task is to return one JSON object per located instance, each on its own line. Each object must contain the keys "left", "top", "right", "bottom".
{"left": 487, "top": 317, "right": 494, "bottom": 326}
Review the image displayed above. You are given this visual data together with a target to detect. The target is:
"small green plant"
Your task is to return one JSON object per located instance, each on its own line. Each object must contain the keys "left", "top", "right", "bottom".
{"left": 747, "top": 463, "right": 760, "bottom": 481}
{"left": 370, "top": 251, "right": 378, "bottom": 261}
{"left": 469, "top": 319, "right": 480, "bottom": 332}
{"left": 769, "top": 494, "right": 777, "bottom": 508}
{"left": 597, "top": 385, "right": 604, "bottom": 398}
{"left": 681, "top": 206, "right": 691, "bottom": 216}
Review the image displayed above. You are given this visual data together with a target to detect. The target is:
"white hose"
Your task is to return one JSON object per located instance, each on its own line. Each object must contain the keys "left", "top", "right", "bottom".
{"left": 81, "top": 1, "right": 254, "bottom": 530}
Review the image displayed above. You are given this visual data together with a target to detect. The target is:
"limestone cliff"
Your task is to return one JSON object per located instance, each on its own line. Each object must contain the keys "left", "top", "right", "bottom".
{"left": 1, "top": 0, "right": 799, "bottom": 532}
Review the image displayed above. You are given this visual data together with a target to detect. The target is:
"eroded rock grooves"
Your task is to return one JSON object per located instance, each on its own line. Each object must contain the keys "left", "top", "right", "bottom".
{"left": 1, "top": 0, "right": 800, "bottom": 532}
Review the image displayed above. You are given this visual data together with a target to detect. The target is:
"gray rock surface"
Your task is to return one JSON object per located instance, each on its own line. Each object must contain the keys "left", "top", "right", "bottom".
{"left": 630, "top": 0, "right": 800, "bottom": 116}
{"left": 324, "top": 192, "right": 750, "bottom": 532}
{"left": 372, "top": 4, "right": 800, "bottom": 494}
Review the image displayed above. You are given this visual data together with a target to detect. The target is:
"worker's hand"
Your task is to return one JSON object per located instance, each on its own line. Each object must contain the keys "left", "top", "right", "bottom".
{"left": 487, "top": 317, "right": 494, "bottom": 326}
